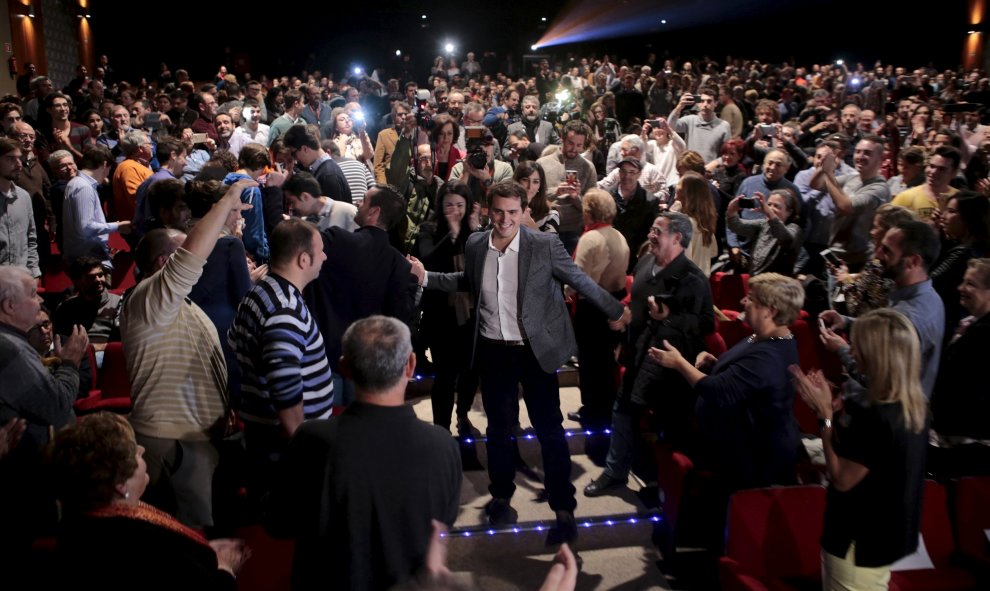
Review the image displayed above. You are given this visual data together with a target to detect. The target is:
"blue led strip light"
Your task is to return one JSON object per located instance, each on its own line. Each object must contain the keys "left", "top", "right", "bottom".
{"left": 459, "top": 428, "right": 612, "bottom": 445}
{"left": 442, "top": 512, "right": 662, "bottom": 538}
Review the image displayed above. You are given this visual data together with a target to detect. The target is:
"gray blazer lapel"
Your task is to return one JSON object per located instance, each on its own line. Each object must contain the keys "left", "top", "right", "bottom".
{"left": 470, "top": 231, "right": 490, "bottom": 291}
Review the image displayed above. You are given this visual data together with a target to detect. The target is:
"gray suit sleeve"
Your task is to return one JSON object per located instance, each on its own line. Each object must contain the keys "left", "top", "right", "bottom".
{"left": 548, "top": 238, "right": 624, "bottom": 321}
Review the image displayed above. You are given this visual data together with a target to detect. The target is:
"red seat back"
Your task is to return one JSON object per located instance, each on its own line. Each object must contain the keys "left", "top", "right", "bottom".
{"left": 955, "top": 476, "right": 990, "bottom": 564}
{"left": 96, "top": 342, "right": 131, "bottom": 400}
{"left": 711, "top": 272, "right": 750, "bottom": 312}
{"left": 918, "top": 479, "right": 955, "bottom": 568}
{"left": 724, "top": 486, "right": 826, "bottom": 582}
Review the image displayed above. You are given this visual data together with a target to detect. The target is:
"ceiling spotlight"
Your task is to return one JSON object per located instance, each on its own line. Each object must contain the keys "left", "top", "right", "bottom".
{"left": 661, "top": 19, "right": 667, "bottom": 24}
{"left": 421, "top": 14, "right": 427, "bottom": 19}
{"left": 353, "top": 66, "right": 363, "bottom": 75}
{"left": 395, "top": 49, "right": 402, "bottom": 56}
{"left": 541, "top": 17, "right": 547, "bottom": 22}
{"left": 445, "top": 43, "right": 454, "bottom": 54}
{"left": 531, "top": 44, "right": 538, "bottom": 51}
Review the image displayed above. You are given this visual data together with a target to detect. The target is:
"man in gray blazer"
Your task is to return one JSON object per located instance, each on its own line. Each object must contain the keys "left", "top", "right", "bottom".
{"left": 410, "top": 181, "right": 631, "bottom": 545}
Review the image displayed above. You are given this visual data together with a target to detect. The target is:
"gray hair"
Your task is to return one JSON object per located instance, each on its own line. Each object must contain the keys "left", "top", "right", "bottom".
{"left": 47, "top": 149, "right": 73, "bottom": 169}
{"left": 522, "top": 95, "right": 540, "bottom": 108}
{"left": 659, "top": 210, "right": 693, "bottom": 248}
{"left": 621, "top": 134, "right": 646, "bottom": 162}
{"left": 464, "top": 102, "right": 485, "bottom": 118}
{"left": 342, "top": 316, "right": 412, "bottom": 393}
{"left": 120, "top": 130, "right": 149, "bottom": 157}
{"left": 0, "top": 266, "right": 31, "bottom": 306}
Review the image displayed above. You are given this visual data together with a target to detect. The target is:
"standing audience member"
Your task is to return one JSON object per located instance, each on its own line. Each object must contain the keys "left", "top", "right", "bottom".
{"left": 62, "top": 145, "right": 132, "bottom": 267}
{"left": 266, "top": 316, "right": 461, "bottom": 591}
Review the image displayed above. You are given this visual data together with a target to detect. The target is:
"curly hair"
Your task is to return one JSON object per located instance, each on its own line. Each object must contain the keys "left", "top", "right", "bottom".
{"left": 48, "top": 413, "right": 138, "bottom": 514}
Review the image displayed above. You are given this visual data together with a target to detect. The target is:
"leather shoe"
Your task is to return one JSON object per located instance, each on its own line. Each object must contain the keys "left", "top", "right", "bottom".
{"left": 583, "top": 472, "right": 628, "bottom": 497}
{"left": 456, "top": 415, "right": 480, "bottom": 439}
{"left": 546, "top": 509, "right": 578, "bottom": 545}
{"left": 485, "top": 497, "right": 518, "bottom": 526}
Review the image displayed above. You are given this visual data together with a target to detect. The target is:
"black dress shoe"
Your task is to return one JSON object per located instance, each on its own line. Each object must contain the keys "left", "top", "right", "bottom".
{"left": 583, "top": 472, "right": 628, "bottom": 497}
{"left": 485, "top": 497, "right": 518, "bottom": 526}
{"left": 546, "top": 509, "right": 578, "bottom": 545}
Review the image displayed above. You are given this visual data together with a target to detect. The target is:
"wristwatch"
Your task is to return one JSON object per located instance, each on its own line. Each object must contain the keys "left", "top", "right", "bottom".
{"left": 818, "top": 417, "right": 833, "bottom": 430}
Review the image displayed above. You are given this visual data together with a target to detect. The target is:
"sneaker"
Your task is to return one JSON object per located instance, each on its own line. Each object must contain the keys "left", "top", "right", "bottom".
{"left": 485, "top": 497, "right": 518, "bottom": 526}
{"left": 583, "top": 472, "right": 628, "bottom": 497}
{"left": 546, "top": 509, "right": 578, "bottom": 545}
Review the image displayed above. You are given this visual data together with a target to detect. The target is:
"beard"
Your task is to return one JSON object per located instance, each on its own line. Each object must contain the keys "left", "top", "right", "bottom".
{"left": 880, "top": 257, "right": 905, "bottom": 280}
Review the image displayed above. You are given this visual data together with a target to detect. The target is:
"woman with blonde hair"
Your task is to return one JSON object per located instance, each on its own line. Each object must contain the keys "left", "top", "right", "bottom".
{"left": 791, "top": 308, "right": 928, "bottom": 591}
{"left": 671, "top": 171, "right": 718, "bottom": 275}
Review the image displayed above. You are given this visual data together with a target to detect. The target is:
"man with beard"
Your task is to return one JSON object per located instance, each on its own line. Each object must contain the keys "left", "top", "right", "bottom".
{"left": 811, "top": 135, "right": 891, "bottom": 271}
{"left": 189, "top": 92, "right": 220, "bottom": 144}
{"left": 0, "top": 137, "right": 39, "bottom": 277}
{"left": 506, "top": 96, "right": 560, "bottom": 147}
{"left": 820, "top": 220, "right": 943, "bottom": 398}
{"left": 214, "top": 112, "right": 234, "bottom": 153}
{"left": 537, "top": 121, "right": 596, "bottom": 253}
{"left": 52, "top": 256, "right": 121, "bottom": 350}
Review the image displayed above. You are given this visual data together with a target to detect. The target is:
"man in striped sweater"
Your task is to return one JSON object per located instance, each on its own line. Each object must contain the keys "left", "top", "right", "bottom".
{"left": 229, "top": 217, "right": 334, "bottom": 498}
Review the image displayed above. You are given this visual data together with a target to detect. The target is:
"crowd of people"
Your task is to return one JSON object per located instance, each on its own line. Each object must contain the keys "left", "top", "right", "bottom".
{"left": 0, "top": 46, "right": 989, "bottom": 589}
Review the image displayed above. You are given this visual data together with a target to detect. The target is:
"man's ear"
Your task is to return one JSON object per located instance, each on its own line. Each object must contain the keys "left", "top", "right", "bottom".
{"left": 338, "top": 356, "right": 352, "bottom": 380}
{"left": 405, "top": 351, "right": 417, "bottom": 379}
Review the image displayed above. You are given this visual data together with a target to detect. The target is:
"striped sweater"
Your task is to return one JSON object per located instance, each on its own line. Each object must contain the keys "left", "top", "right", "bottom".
{"left": 121, "top": 248, "right": 228, "bottom": 441}
{"left": 228, "top": 273, "right": 334, "bottom": 425}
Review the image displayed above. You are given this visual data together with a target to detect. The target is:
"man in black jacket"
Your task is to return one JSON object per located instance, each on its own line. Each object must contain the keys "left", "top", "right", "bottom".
{"left": 283, "top": 124, "right": 352, "bottom": 204}
{"left": 585, "top": 211, "right": 714, "bottom": 496}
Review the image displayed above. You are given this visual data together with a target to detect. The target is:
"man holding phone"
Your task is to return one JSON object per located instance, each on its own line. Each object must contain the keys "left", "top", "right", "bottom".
{"left": 536, "top": 120, "right": 596, "bottom": 253}
{"left": 667, "top": 86, "right": 731, "bottom": 164}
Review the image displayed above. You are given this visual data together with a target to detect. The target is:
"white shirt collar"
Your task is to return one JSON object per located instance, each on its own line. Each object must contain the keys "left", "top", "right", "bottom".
{"left": 488, "top": 227, "right": 522, "bottom": 253}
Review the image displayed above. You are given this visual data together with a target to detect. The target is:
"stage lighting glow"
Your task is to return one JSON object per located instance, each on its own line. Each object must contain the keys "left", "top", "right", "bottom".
{"left": 661, "top": 19, "right": 667, "bottom": 24}
{"left": 541, "top": 17, "right": 547, "bottom": 21}
{"left": 353, "top": 66, "right": 362, "bottom": 75}
{"left": 531, "top": 44, "right": 539, "bottom": 50}
{"left": 421, "top": 14, "right": 427, "bottom": 19}
{"left": 555, "top": 90, "right": 569, "bottom": 101}
{"left": 395, "top": 49, "right": 402, "bottom": 56}
{"left": 835, "top": 59, "right": 844, "bottom": 66}
{"left": 445, "top": 42, "right": 454, "bottom": 53}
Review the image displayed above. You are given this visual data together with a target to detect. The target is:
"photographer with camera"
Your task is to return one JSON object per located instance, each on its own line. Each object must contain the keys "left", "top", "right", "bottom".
{"left": 506, "top": 96, "right": 561, "bottom": 147}
{"left": 373, "top": 102, "right": 428, "bottom": 196}
{"left": 449, "top": 125, "right": 512, "bottom": 208}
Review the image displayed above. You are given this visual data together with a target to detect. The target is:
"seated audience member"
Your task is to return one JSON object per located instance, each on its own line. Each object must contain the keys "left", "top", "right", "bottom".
{"left": 53, "top": 256, "right": 121, "bottom": 349}
{"left": 650, "top": 273, "right": 803, "bottom": 492}
{"left": 266, "top": 316, "right": 461, "bottom": 591}
{"left": 585, "top": 211, "right": 712, "bottom": 496}
{"left": 726, "top": 188, "right": 803, "bottom": 276}
{"left": 283, "top": 170, "right": 358, "bottom": 231}
{"left": 49, "top": 413, "right": 249, "bottom": 589}
{"left": 930, "top": 258, "right": 990, "bottom": 478}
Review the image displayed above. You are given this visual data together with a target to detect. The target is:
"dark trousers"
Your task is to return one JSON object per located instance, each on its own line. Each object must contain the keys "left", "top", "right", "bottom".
{"left": 430, "top": 320, "right": 479, "bottom": 430}
{"left": 574, "top": 294, "right": 623, "bottom": 427}
{"left": 478, "top": 339, "right": 576, "bottom": 512}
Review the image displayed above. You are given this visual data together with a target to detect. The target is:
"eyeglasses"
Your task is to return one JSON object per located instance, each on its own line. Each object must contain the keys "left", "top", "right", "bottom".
{"left": 649, "top": 226, "right": 670, "bottom": 235}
